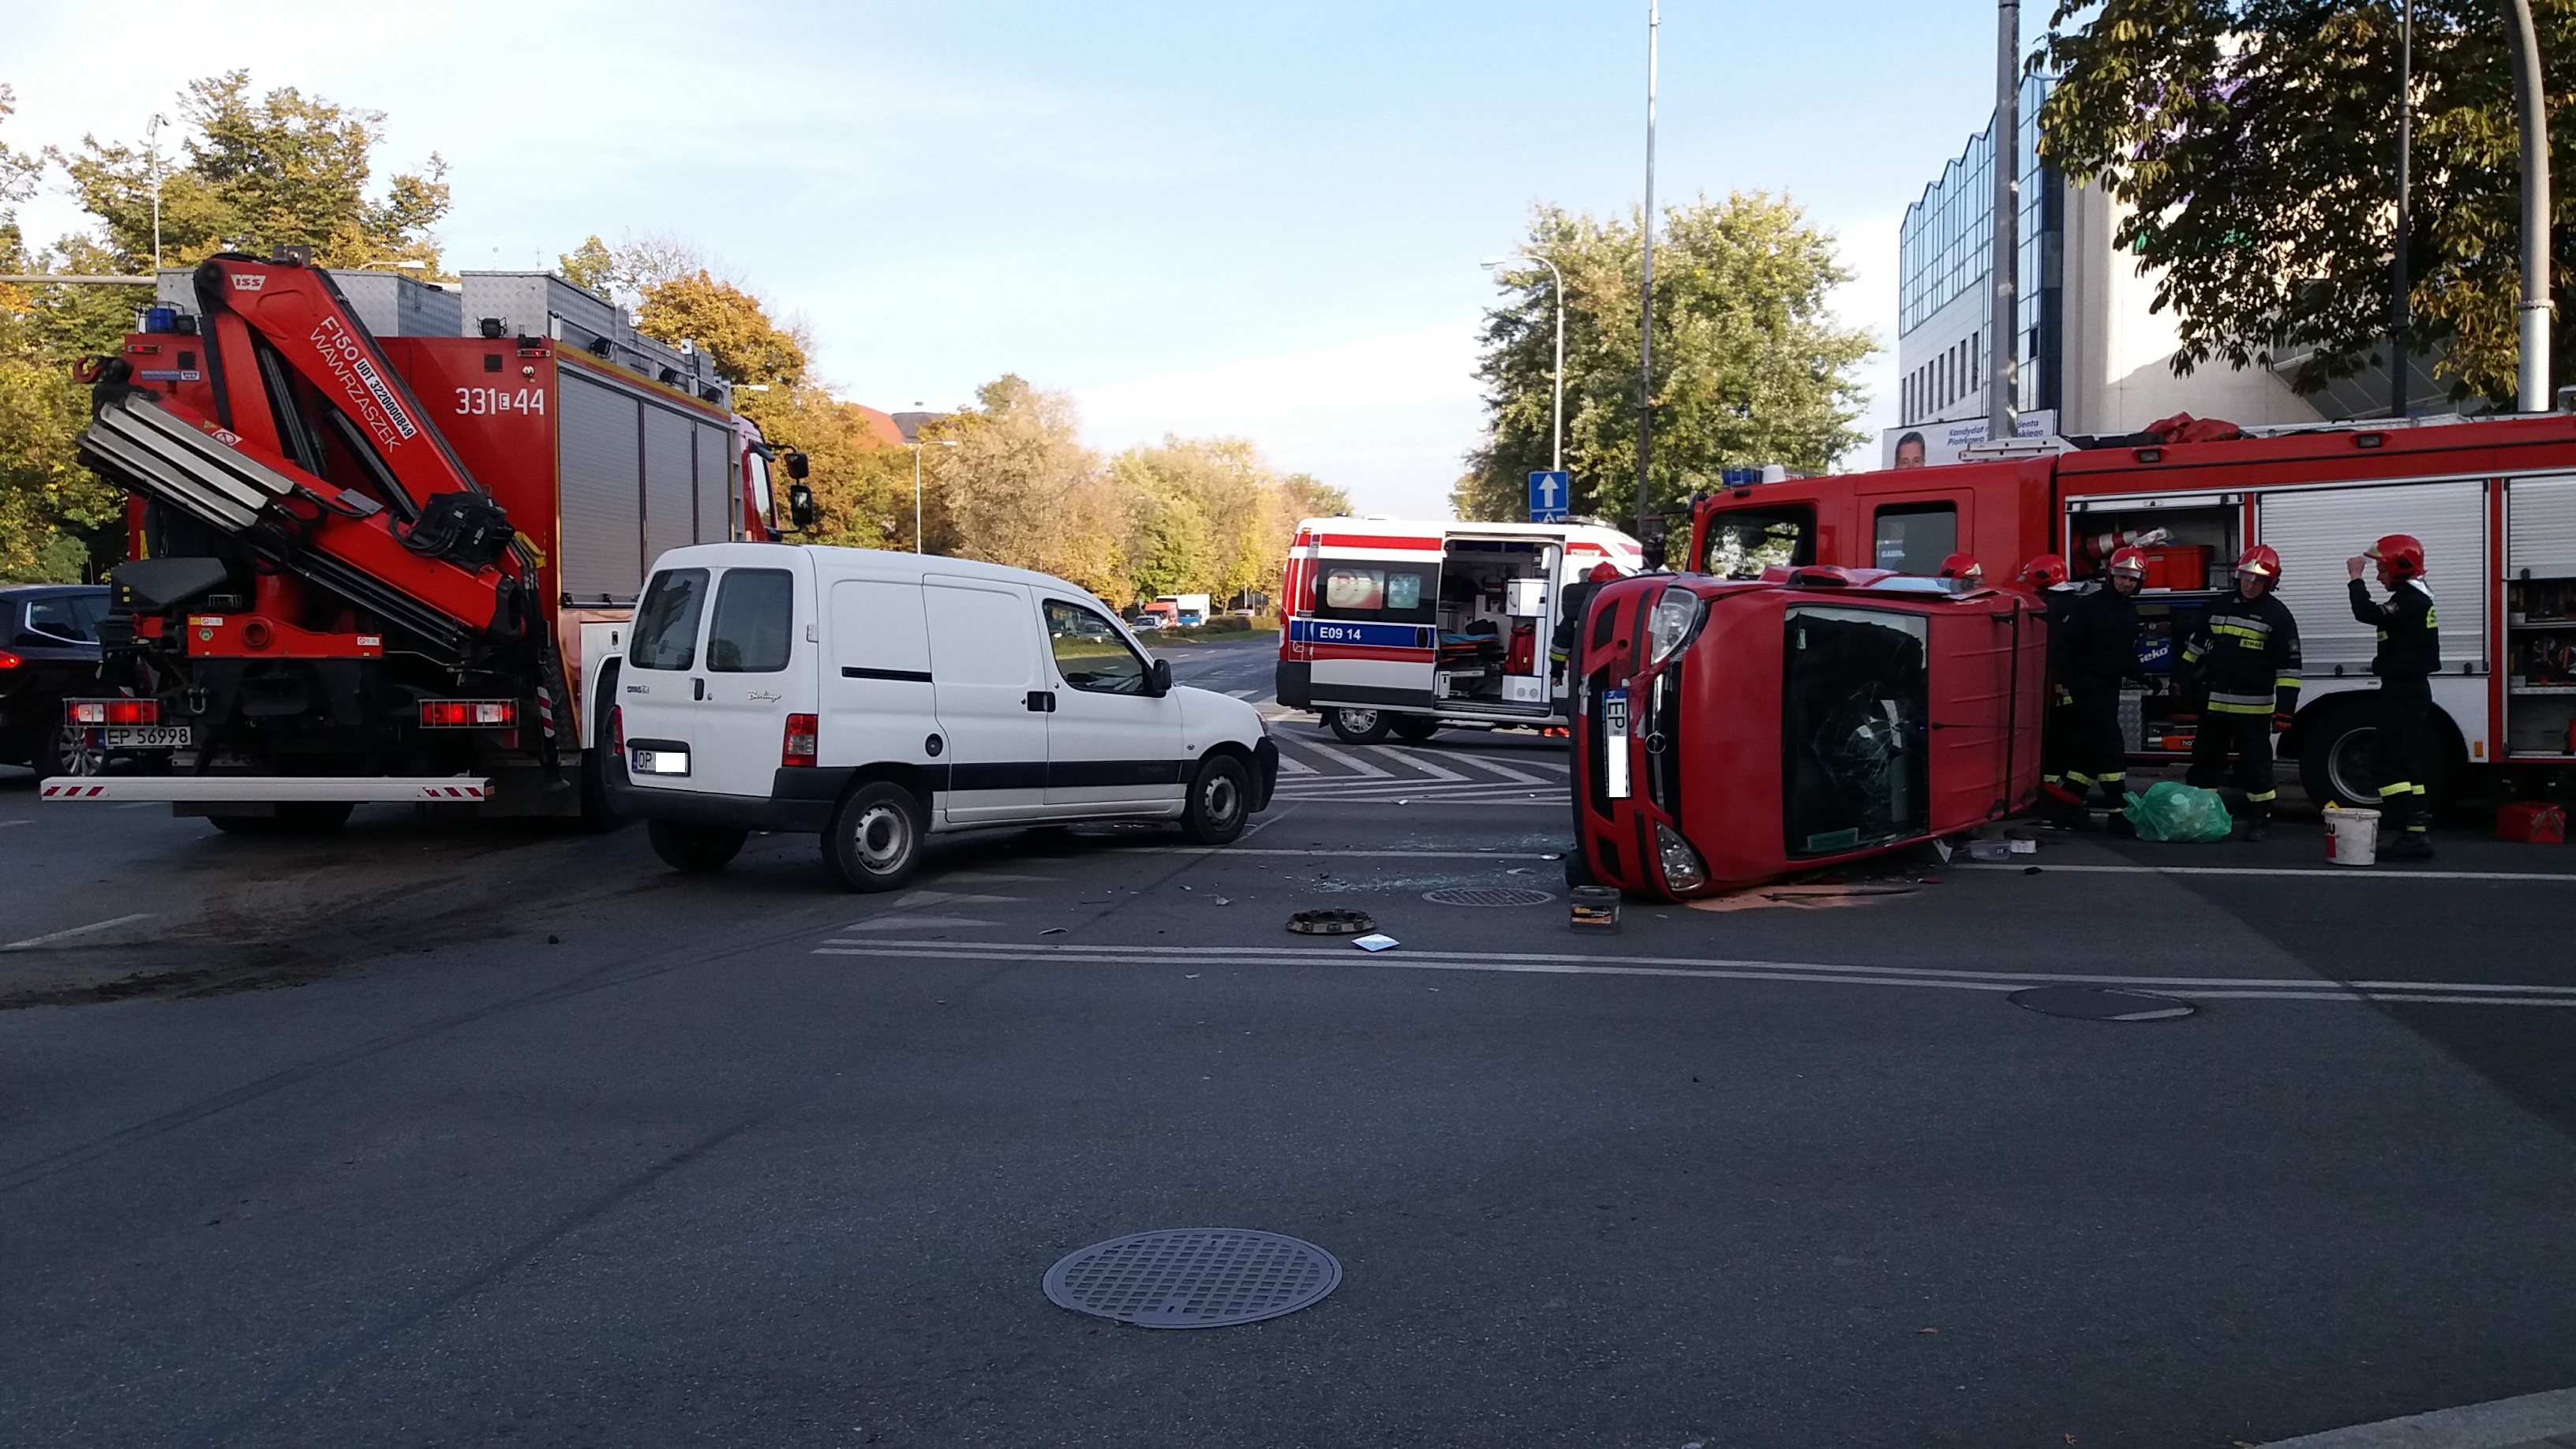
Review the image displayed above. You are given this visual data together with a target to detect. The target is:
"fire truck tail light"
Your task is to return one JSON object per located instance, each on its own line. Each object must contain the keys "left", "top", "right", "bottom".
{"left": 1653, "top": 822, "right": 1709, "bottom": 892}
{"left": 67, "top": 698, "right": 159, "bottom": 724}
{"left": 420, "top": 699, "right": 516, "bottom": 728}
{"left": 782, "top": 713, "right": 818, "bottom": 767}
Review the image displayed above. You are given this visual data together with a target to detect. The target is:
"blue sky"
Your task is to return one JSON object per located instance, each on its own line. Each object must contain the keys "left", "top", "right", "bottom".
{"left": 9, "top": 0, "right": 2021, "bottom": 517}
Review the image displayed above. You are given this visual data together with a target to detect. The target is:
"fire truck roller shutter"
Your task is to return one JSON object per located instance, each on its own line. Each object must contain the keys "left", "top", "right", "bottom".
{"left": 2506, "top": 474, "right": 2576, "bottom": 577}
{"left": 694, "top": 422, "right": 732, "bottom": 542}
{"left": 641, "top": 403, "right": 695, "bottom": 565}
{"left": 557, "top": 371, "right": 646, "bottom": 601}
{"left": 2258, "top": 481, "right": 2486, "bottom": 673}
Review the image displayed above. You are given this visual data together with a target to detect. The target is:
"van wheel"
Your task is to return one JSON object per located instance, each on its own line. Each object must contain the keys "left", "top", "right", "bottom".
{"left": 1391, "top": 717, "right": 1440, "bottom": 743}
{"left": 1182, "top": 753, "right": 1252, "bottom": 844}
{"left": 648, "top": 819, "right": 747, "bottom": 873}
{"left": 825, "top": 782, "right": 923, "bottom": 892}
{"left": 1329, "top": 707, "right": 1391, "bottom": 744}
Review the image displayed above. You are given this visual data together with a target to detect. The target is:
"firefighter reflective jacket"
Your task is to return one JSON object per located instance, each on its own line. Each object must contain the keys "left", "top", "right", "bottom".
{"left": 2350, "top": 578, "right": 2439, "bottom": 678}
{"left": 2053, "top": 584, "right": 2146, "bottom": 690}
{"left": 2183, "top": 591, "right": 2302, "bottom": 716}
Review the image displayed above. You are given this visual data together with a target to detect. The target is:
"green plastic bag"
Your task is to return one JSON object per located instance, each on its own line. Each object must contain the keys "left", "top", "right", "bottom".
{"left": 2123, "top": 781, "right": 2235, "bottom": 843}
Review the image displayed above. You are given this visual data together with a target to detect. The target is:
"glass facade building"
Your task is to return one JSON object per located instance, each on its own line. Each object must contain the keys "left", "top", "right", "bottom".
{"left": 1896, "top": 73, "right": 2061, "bottom": 424}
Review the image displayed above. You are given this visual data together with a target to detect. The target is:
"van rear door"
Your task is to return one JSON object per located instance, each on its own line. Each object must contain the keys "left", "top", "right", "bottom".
{"left": 923, "top": 578, "right": 1047, "bottom": 823}
{"left": 620, "top": 564, "right": 711, "bottom": 795}
{"left": 693, "top": 561, "right": 808, "bottom": 799}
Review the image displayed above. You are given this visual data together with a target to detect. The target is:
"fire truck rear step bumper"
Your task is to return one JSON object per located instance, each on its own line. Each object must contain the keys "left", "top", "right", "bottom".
{"left": 41, "top": 777, "right": 492, "bottom": 803}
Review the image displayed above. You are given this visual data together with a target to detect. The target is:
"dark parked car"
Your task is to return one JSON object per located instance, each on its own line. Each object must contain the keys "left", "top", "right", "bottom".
{"left": 0, "top": 583, "right": 110, "bottom": 777}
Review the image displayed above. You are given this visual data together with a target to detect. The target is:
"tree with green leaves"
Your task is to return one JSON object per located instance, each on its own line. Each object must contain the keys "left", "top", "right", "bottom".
{"left": 57, "top": 70, "right": 449, "bottom": 273}
{"left": 2037, "top": 0, "right": 2576, "bottom": 406}
{"left": 1455, "top": 192, "right": 1874, "bottom": 524}
{"left": 0, "top": 88, "right": 119, "bottom": 580}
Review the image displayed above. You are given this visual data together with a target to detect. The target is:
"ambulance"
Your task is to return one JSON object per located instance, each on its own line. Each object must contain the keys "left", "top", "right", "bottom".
{"left": 1274, "top": 517, "right": 1643, "bottom": 743}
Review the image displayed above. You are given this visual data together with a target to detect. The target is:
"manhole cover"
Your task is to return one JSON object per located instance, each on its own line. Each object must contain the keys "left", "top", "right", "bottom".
{"left": 1043, "top": 1228, "right": 1341, "bottom": 1328}
{"left": 1287, "top": 908, "right": 1374, "bottom": 935}
{"left": 2009, "top": 985, "right": 2196, "bottom": 1022}
{"left": 1421, "top": 887, "right": 1556, "bottom": 907}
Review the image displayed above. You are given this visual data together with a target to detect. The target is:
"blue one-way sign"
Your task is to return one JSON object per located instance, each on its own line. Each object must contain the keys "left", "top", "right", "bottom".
{"left": 1528, "top": 470, "right": 1570, "bottom": 522}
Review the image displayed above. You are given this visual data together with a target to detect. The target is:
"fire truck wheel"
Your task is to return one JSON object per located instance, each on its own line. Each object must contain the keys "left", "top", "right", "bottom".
{"left": 647, "top": 819, "right": 747, "bottom": 873}
{"left": 1181, "top": 752, "right": 1252, "bottom": 844}
{"left": 1391, "top": 717, "right": 1441, "bottom": 743}
{"left": 1329, "top": 707, "right": 1392, "bottom": 744}
{"left": 824, "top": 781, "right": 923, "bottom": 892}
{"left": 2297, "top": 703, "right": 2458, "bottom": 816}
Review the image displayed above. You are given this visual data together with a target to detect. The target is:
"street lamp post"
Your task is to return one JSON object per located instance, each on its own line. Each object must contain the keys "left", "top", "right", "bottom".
{"left": 907, "top": 439, "right": 958, "bottom": 554}
{"left": 1638, "top": 0, "right": 1659, "bottom": 548}
{"left": 1482, "top": 253, "right": 1565, "bottom": 474}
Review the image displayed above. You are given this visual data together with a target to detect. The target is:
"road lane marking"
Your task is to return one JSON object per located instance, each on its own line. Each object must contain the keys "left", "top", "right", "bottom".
{"left": 1274, "top": 753, "right": 1316, "bottom": 776}
{"left": 1297, "top": 739, "right": 1390, "bottom": 777}
{"left": 807, "top": 940, "right": 2576, "bottom": 1008}
{"left": 1422, "top": 748, "right": 1552, "bottom": 784}
{"left": 837, "top": 915, "right": 1000, "bottom": 932}
{"left": 1962, "top": 863, "right": 2576, "bottom": 883}
{"left": 2, "top": 912, "right": 152, "bottom": 952}
{"left": 891, "top": 889, "right": 1024, "bottom": 907}
{"left": 2257, "top": 1382, "right": 2576, "bottom": 1448}
{"left": 1226, "top": 688, "right": 1261, "bottom": 698}
{"left": 1372, "top": 745, "right": 1462, "bottom": 781}
{"left": 0, "top": 818, "right": 27, "bottom": 828}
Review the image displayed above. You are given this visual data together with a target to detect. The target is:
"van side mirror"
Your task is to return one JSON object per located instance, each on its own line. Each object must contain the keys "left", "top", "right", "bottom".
{"left": 785, "top": 451, "right": 810, "bottom": 481}
{"left": 787, "top": 482, "right": 817, "bottom": 530}
{"left": 1150, "top": 657, "right": 1172, "bottom": 695}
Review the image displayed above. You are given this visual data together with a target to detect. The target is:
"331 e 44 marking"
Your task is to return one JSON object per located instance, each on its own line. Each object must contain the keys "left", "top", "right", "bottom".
{"left": 453, "top": 387, "right": 547, "bottom": 417}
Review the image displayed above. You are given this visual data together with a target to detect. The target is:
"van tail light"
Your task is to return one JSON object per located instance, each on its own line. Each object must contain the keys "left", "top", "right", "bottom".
{"left": 67, "top": 698, "right": 160, "bottom": 725}
{"left": 783, "top": 713, "right": 818, "bottom": 767}
{"left": 610, "top": 706, "right": 625, "bottom": 752}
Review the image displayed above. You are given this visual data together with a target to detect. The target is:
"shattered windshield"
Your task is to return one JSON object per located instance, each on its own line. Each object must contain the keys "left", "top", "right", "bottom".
{"left": 1780, "top": 605, "right": 1929, "bottom": 856}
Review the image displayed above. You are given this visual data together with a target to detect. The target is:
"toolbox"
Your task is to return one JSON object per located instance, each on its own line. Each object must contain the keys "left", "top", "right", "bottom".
{"left": 2141, "top": 545, "right": 2212, "bottom": 591}
{"left": 2496, "top": 802, "right": 2566, "bottom": 844}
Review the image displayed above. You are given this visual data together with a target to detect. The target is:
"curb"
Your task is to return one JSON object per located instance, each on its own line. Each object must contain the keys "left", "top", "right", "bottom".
{"left": 2262, "top": 1387, "right": 2576, "bottom": 1447}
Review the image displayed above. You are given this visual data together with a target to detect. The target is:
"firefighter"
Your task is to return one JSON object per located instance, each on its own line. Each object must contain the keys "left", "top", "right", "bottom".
{"left": 2181, "top": 545, "right": 2301, "bottom": 840}
{"left": 2049, "top": 545, "right": 2149, "bottom": 821}
{"left": 2348, "top": 534, "right": 2439, "bottom": 859}
{"left": 2018, "top": 554, "right": 2087, "bottom": 817}
{"left": 1552, "top": 560, "right": 1623, "bottom": 682}
{"left": 1938, "top": 552, "right": 1983, "bottom": 585}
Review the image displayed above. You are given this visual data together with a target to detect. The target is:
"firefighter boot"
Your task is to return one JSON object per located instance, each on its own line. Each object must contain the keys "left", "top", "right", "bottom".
{"left": 2237, "top": 799, "right": 2270, "bottom": 843}
{"left": 2382, "top": 822, "right": 2435, "bottom": 859}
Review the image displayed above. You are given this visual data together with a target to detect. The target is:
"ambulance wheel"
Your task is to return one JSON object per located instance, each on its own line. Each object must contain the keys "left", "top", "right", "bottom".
{"left": 824, "top": 781, "right": 923, "bottom": 892}
{"left": 1391, "top": 717, "right": 1441, "bottom": 743}
{"left": 648, "top": 819, "right": 746, "bottom": 873}
{"left": 1181, "top": 752, "right": 1252, "bottom": 844}
{"left": 1329, "top": 707, "right": 1391, "bottom": 744}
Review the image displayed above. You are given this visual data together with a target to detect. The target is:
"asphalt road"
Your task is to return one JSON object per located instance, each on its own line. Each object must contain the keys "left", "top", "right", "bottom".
{"left": 5, "top": 634, "right": 2575, "bottom": 1448}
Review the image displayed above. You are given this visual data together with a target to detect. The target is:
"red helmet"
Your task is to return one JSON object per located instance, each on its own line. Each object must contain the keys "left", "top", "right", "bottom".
{"left": 2106, "top": 545, "right": 2150, "bottom": 578}
{"left": 1937, "top": 552, "right": 1983, "bottom": 582}
{"left": 2019, "top": 553, "right": 2069, "bottom": 589}
{"left": 2368, "top": 534, "right": 2426, "bottom": 578}
{"left": 2234, "top": 545, "right": 2282, "bottom": 580}
{"left": 1588, "top": 561, "right": 1621, "bottom": 582}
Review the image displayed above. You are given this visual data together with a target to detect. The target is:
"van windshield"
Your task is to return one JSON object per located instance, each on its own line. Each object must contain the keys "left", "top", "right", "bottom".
{"left": 1781, "top": 605, "right": 1928, "bottom": 856}
{"left": 630, "top": 568, "right": 709, "bottom": 671}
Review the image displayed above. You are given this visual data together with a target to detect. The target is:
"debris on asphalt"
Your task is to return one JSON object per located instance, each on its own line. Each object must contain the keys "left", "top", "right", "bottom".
{"left": 1350, "top": 933, "right": 1399, "bottom": 952}
{"left": 1215, "top": 897, "right": 1231, "bottom": 905}
{"left": 1569, "top": 886, "right": 1620, "bottom": 930}
{"left": 1185, "top": 973, "right": 1200, "bottom": 979}
{"left": 1039, "top": 927, "right": 1066, "bottom": 935}
{"left": 2024, "top": 866, "right": 2042, "bottom": 875}
{"left": 1287, "top": 908, "right": 1374, "bottom": 935}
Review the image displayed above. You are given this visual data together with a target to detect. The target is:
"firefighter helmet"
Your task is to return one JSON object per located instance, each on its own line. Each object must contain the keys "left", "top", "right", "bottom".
{"left": 2106, "top": 545, "right": 2150, "bottom": 578}
{"left": 2234, "top": 545, "right": 2282, "bottom": 580}
{"left": 2367, "top": 534, "right": 2426, "bottom": 578}
{"left": 2020, "top": 553, "right": 2069, "bottom": 589}
{"left": 1938, "top": 552, "right": 1983, "bottom": 582}
{"left": 1588, "top": 561, "right": 1621, "bottom": 582}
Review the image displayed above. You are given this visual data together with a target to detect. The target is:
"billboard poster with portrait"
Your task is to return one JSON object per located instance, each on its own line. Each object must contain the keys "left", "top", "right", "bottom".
{"left": 1881, "top": 410, "right": 2057, "bottom": 470}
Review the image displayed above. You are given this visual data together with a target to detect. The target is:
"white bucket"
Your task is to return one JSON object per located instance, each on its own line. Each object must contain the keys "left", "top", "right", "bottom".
{"left": 2324, "top": 807, "right": 2381, "bottom": 867}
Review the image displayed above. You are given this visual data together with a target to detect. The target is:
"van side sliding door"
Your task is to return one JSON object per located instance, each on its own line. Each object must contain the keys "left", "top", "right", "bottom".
{"left": 923, "top": 578, "right": 1048, "bottom": 823}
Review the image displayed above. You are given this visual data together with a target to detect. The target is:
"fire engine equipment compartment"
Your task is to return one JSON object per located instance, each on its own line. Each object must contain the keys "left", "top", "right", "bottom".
{"left": 1572, "top": 567, "right": 2049, "bottom": 899}
{"left": 1434, "top": 537, "right": 1558, "bottom": 710}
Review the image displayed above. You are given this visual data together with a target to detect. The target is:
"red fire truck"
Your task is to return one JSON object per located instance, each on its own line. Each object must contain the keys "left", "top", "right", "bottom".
{"left": 39, "top": 250, "right": 807, "bottom": 829}
{"left": 1682, "top": 413, "right": 2576, "bottom": 808}
{"left": 1570, "top": 567, "right": 2049, "bottom": 898}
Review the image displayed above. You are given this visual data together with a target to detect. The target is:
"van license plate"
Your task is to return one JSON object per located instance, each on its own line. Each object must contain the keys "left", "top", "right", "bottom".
{"left": 631, "top": 747, "right": 690, "bottom": 776}
{"left": 1602, "top": 689, "right": 1631, "bottom": 799}
{"left": 104, "top": 726, "right": 192, "bottom": 748}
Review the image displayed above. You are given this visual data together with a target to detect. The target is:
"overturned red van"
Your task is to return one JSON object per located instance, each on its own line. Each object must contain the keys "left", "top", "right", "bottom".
{"left": 1569, "top": 566, "right": 2051, "bottom": 898}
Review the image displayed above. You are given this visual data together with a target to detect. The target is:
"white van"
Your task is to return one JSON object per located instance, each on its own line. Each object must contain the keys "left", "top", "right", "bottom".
{"left": 606, "top": 544, "right": 1278, "bottom": 889}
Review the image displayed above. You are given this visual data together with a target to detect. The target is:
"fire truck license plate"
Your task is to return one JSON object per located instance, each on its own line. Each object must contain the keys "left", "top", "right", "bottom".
{"left": 104, "top": 726, "right": 192, "bottom": 748}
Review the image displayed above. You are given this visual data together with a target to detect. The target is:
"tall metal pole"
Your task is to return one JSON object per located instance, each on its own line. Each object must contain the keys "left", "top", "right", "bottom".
{"left": 145, "top": 114, "right": 164, "bottom": 271}
{"left": 1987, "top": 0, "right": 2020, "bottom": 438}
{"left": 2503, "top": 0, "right": 2553, "bottom": 411}
{"left": 1547, "top": 257, "right": 1564, "bottom": 475}
{"left": 911, "top": 444, "right": 923, "bottom": 554}
{"left": 2391, "top": 0, "right": 2413, "bottom": 419}
{"left": 1637, "top": 0, "right": 1658, "bottom": 546}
